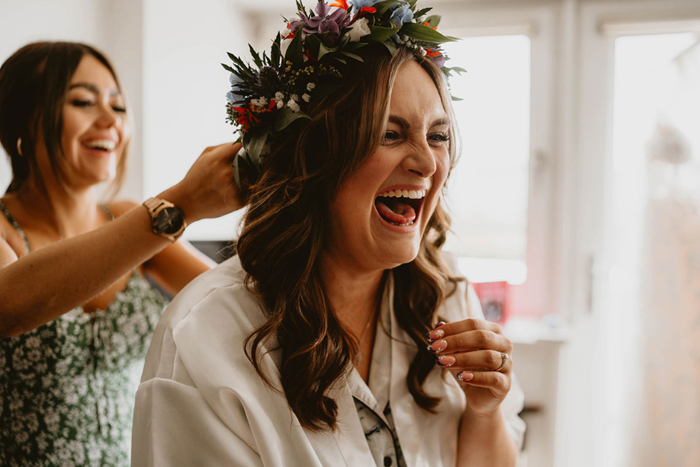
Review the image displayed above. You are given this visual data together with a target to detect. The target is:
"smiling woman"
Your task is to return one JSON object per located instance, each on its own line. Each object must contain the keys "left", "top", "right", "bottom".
{"left": 132, "top": 1, "right": 525, "bottom": 465}
{"left": 0, "top": 41, "right": 243, "bottom": 465}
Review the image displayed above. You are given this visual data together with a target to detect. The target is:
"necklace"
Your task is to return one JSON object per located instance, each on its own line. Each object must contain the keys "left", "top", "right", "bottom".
{"left": 354, "top": 305, "right": 378, "bottom": 364}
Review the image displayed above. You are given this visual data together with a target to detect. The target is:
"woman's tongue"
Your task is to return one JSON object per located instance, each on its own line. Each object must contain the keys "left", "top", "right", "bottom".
{"left": 376, "top": 198, "right": 417, "bottom": 225}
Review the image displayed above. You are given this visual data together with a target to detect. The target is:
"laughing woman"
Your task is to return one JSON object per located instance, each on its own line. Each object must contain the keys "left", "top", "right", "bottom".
{"left": 0, "top": 42, "right": 241, "bottom": 465}
{"left": 133, "top": 1, "right": 525, "bottom": 465}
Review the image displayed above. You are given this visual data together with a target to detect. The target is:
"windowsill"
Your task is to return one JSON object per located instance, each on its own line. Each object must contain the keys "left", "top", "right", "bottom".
{"left": 505, "top": 318, "right": 569, "bottom": 345}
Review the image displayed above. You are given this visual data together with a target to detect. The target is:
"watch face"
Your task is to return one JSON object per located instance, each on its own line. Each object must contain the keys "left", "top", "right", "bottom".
{"left": 155, "top": 207, "right": 185, "bottom": 234}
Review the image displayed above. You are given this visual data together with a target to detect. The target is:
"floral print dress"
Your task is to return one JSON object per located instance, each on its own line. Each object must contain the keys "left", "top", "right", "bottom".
{"left": 0, "top": 201, "right": 168, "bottom": 466}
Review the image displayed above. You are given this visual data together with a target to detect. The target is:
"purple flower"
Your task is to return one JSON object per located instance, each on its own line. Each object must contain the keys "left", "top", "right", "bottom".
{"left": 290, "top": 2, "right": 352, "bottom": 46}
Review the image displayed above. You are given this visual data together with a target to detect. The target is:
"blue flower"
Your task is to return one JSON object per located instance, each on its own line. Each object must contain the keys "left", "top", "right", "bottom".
{"left": 227, "top": 73, "right": 246, "bottom": 104}
{"left": 351, "top": 0, "right": 382, "bottom": 9}
{"left": 390, "top": 4, "right": 413, "bottom": 27}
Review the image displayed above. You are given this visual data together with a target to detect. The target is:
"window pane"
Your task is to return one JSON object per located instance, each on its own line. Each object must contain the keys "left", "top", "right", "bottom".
{"left": 441, "top": 35, "right": 531, "bottom": 283}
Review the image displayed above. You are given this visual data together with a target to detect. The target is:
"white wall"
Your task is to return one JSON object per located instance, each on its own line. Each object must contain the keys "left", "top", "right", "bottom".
{"left": 141, "top": 0, "right": 251, "bottom": 240}
{"left": 0, "top": 0, "right": 251, "bottom": 241}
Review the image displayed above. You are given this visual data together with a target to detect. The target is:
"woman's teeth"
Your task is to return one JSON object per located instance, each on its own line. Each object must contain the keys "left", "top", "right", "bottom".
{"left": 378, "top": 188, "right": 426, "bottom": 199}
{"left": 83, "top": 139, "right": 116, "bottom": 151}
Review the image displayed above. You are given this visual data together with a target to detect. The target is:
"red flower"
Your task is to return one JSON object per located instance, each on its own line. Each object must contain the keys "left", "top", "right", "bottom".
{"left": 423, "top": 21, "right": 438, "bottom": 31}
{"left": 360, "top": 7, "right": 376, "bottom": 15}
{"left": 426, "top": 48, "right": 442, "bottom": 58}
{"left": 233, "top": 105, "right": 260, "bottom": 132}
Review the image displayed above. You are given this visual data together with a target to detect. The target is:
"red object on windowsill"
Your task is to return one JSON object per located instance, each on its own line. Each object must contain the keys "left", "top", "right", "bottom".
{"left": 471, "top": 281, "right": 510, "bottom": 324}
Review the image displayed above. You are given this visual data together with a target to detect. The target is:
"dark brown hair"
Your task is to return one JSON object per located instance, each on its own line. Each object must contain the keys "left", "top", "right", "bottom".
{"left": 237, "top": 45, "right": 462, "bottom": 431}
{"left": 0, "top": 41, "right": 128, "bottom": 197}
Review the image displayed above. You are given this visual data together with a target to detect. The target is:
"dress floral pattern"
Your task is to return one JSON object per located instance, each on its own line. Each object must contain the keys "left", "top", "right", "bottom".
{"left": 0, "top": 272, "right": 167, "bottom": 466}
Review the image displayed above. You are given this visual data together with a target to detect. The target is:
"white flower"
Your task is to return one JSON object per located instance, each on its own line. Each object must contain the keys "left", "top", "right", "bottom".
{"left": 290, "top": 94, "right": 299, "bottom": 102}
{"left": 250, "top": 97, "right": 269, "bottom": 107}
{"left": 280, "top": 37, "right": 293, "bottom": 58}
{"left": 277, "top": 99, "right": 285, "bottom": 109}
{"left": 287, "top": 99, "right": 300, "bottom": 112}
{"left": 346, "top": 18, "right": 371, "bottom": 42}
{"left": 302, "top": 93, "right": 311, "bottom": 102}
{"left": 306, "top": 82, "right": 316, "bottom": 91}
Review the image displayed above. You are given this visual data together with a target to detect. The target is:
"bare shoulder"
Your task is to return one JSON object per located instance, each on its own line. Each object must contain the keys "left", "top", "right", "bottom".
{"left": 0, "top": 196, "right": 26, "bottom": 261}
{"left": 106, "top": 199, "right": 141, "bottom": 217}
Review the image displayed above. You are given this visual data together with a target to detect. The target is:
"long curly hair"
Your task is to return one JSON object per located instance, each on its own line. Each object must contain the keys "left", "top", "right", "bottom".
{"left": 237, "top": 45, "right": 462, "bottom": 431}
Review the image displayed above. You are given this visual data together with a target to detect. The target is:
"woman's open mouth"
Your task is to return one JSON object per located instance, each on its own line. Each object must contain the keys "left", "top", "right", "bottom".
{"left": 374, "top": 188, "right": 426, "bottom": 227}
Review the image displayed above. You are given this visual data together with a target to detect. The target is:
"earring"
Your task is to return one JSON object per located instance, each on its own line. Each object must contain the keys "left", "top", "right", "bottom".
{"left": 16, "top": 138, "right": 23, "bottom": 157}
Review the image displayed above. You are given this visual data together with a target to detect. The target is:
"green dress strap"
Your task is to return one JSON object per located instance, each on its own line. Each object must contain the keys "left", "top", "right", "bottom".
{"left": 0, "top": 200, "right": 30, "bottom": 254}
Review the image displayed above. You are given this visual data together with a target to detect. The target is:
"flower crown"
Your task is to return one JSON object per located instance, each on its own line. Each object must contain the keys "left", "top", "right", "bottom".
{"left": 223, "top": 0, "right": 463, "bottom": 191}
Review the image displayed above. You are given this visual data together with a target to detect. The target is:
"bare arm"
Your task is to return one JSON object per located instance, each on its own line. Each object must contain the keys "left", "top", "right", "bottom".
{"left": 0, "top": 142, "right": 242, "bottom": 337}
{"left": 457, "top": 400, "right": 517, "bottom": 466}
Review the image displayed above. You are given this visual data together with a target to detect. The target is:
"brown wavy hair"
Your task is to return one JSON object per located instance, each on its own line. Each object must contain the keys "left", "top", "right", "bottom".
{"left": 0, "top": 41, "right": 128, "bottom": 198}
{"left": 237, "top": 45, "right": 462, "bottom": 431}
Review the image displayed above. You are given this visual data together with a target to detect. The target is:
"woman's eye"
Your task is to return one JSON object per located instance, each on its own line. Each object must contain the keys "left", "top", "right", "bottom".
{"left": 382, "top": 130, "right": 400, "bottom": 142}
{"left": 428, "top": 133, "right": 450, "bottom": 144}
{"left": 70, "top": 99, "right": 94, "bottom": 107}
{"left": 112, "top": 105, "right": 127, "bottom": 113}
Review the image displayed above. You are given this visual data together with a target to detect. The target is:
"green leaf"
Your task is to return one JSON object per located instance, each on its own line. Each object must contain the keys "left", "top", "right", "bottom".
{"left": 249, "top": 45, "right": 263, "bottom": 68}
{"left": 408, "top": 0, "right": 418, "bottom": 8}
{"left": 424, "top": 14, "right": 441, "bottom": 28}
{"left": 246, "top": 130, "right": 269, "bottom": 165}
{"left": 305, "top": 34, "right": 322, "bottom": 59}
{"left": 413, "top": 7, "right": 432, "bottom": 19}
{"left": 318, "top": 41, "right": 337, "bottom": 61}
{"left": 332, "top": 56, "right": 347, "bottom": 65}
{"left": 451, "top": 95, "right": 463, "bottom": 102}
{"left": 400, "top": 22, "right": 457, "bottom": 43}
{"left": 222, "top": 63, "right": 235, "bottom": 73}
{"left": 272, "top": 108, "right": 311, "bottom": 132}
{"left": 366, "top": 25, "right": 401, "bottom": 43}
{"left": 381, "top": 39, "right": 397, "bottom": 56}
{"left": 285, "top": 30, "right": 304, "bottom": 67}
{"left": 342, "top": 41, "right": 368, "bottom": 52}
{"left": 340, "top": 51, "right": 364, "bottom": 62}
{"left": 372, "top": 0, "right": 402, "bottom": 17}
{"left": 271, "top": 33, "right": 282, "bottom": 68}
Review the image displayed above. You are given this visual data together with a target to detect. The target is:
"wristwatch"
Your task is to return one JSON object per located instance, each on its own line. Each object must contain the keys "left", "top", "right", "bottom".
{"left": 143, "top": 198, "right": 187, "bottom": 242}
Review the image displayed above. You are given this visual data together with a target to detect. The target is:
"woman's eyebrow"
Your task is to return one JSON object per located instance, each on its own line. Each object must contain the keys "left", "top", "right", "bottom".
{"left": 387, "top": 115, "right": 450, "bottom": 128}
{"left": 68, "top": 83, "right": 121, "bottom": 97}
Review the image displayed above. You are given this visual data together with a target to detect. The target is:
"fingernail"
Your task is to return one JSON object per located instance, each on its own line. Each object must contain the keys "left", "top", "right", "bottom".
{"left": 427, "top": 339, "right": 447, "bottom": 353}
{"left": 436, "top": 356, "right": 455, "bottom": 367}
{"left": 436, "top": 321, "right": 446, "bottom": 327}
{"left": 426, "top": 328, "right": 445, "bottom": 341}
{"left": 457, "top": 371, "right": 473, "bottom": 382}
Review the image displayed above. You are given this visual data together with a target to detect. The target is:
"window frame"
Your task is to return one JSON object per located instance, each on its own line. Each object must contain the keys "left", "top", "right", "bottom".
{"left": 438, "top": 2, "right": 560, "bottom": 318}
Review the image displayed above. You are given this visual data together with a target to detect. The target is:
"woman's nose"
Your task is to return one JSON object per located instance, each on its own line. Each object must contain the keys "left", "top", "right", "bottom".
{"left": 403, "top": 139, "right": 437, "bottom": 178}
{"left": 96, "top": 103, "right": 122, "bottom": 129}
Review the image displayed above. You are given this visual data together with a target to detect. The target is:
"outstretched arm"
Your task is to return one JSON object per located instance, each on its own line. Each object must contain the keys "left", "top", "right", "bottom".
{"left": 0, "top": 142, "right": 242, "bottom": 337}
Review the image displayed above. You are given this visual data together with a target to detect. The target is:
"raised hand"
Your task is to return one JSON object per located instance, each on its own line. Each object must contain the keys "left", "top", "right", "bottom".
{"left": 427, "top": 318, "right": 513, "bottom": 416}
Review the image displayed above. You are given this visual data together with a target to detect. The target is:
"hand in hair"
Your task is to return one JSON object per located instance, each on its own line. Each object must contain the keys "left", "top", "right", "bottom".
{"left": 159, "top": 142, "right": 243, "bottom": 224}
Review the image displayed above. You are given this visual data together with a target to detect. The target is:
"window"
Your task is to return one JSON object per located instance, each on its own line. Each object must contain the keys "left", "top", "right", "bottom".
{"left": 442, "top": 35, "right": 531, "bottom": 285}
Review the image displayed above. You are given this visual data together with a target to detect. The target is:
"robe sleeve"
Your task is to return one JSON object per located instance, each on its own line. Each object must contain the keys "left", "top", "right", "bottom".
{"left": 131, "top": 378, "right": 263, "bottom": 467}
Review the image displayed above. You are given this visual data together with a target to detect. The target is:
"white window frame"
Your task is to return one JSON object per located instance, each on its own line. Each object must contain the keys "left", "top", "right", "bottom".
{"left": 437, "top": 1, "right": 560, "bottom": 318}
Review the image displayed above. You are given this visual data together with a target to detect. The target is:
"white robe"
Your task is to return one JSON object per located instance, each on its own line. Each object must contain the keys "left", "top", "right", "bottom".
{"left": 131, "top": 255, "right": 525, "bottom": 466}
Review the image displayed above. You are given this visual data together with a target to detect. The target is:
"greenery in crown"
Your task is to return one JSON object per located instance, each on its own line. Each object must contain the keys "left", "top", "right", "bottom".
{"left": 223, "top": 0, "right": 463, "bottom": 191}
